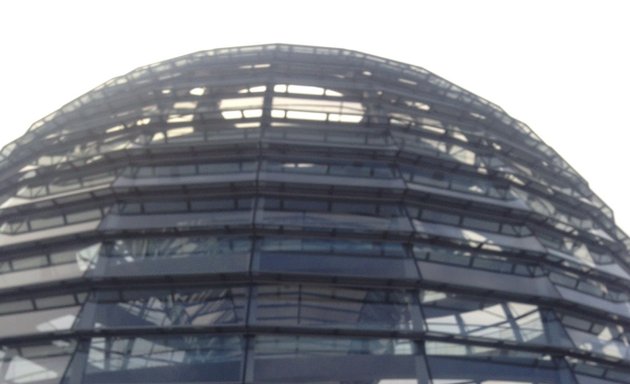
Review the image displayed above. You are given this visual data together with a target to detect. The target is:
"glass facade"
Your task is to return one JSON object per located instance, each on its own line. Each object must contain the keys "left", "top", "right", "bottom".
{"left": 0, "top": 44, "right": 629, "bottom": 383}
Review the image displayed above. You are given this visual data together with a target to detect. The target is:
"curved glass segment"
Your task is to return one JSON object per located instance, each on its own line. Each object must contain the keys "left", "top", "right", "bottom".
{"left": 73, "top": 335, "right": 244, "bottom": 383}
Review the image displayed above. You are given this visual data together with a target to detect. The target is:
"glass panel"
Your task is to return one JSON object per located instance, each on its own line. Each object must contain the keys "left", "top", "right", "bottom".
{"left": 254, "top": 285, "right": 418, "bottom": 330}
{"left": 65, "top": 208, "right": 102, "bottom": 224}
{"left": 1, "top": 208, "right": 103, "bottom": 234}
{"left": 14, "top": 171, "right": 116, "bottom": 200}
{"left": 426, "top": 341, "right": 554, "bottom": 363}
{"left": 0, "top": 307, "right": 80, "bottom": 338}
{"left": 79, "top": 335, "right": 243, "bottom": 383}
{"left": 413, "top": 243, "right": 543, "bottom": 277}
{"left": 79, "top": 287, "right": 247, "bottom": 329}
{"left": 11, "top": 255, "right": 48, "bottom": 270}
{"left": 433, "top": 381, "right": 552, "bottom": 384}
{"left": 463, "top": 217, "right": 501, "bottom": 232}
{"left": 255, "top": 335, "right": 414, "bottom": 356}
{"left": 29, "top": 216, "right": 65, "bottom": 231}
{"left": 0, "top": 244, "right": 100, "bottom": 290}
{"left": 92, "top": 236, "right": 251, "bottom": 277}
{"left": 252, "top": 335, "right": 419, "bottom": 383}
{"left": 109, "top": 236, "right": 251, "bottom": 258}
{"left": 256, "top": 197, "right": 412, "bottom": 233}
{"left": 570, "top": 358, "right": 630, "bottom": 384}
{"left": 559, "top": 311, "right": 630, "bottom": 360}
{"left": 259, "top": 237, "right": 405, "bottom": 256}
{"left": 263, "top": 159, "right": 394, "bottom": 179}
{"left": 255, "top": 237, "right": 417, "bottom": 279}
{"left": 0, "top": 299, "right": 33, "bottom": 315}
{"left": 115, "top": 197, "right": 253, "bottom": 215}
{"left": 0, "top": 340, "right": 76, "bottom": 384}
{"left": 428, "top": 352, "right": 558, "bottom": 384}
{"left": 401, "top": 167, "right": 449, "bottom": 189}
{"left": 126, "top": 161, "right": 257, "bottom": 178}
{"left": 421, "top": 291, "right": 547, "bottom": 344}
{"left": 36, "top": 294, "right": 77, "bottom": 309}
{"left": 549, "top": 270, "right": 627, "bottom": 302}
{"left": 420, "top": 209, "right": 460, "bottom": 226}
{"left": 0, "top": 292, "right": 83, "bottom": 338}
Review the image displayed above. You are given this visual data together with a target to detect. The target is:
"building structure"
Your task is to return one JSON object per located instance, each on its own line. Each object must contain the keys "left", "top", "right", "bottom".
{"left": 0, "top": 44, "right": 629, "bottom": 383}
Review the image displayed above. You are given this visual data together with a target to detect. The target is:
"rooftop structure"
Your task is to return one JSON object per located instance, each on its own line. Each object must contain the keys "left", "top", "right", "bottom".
{"left": 0, "top": 44, "right": 629, "bottom": 384}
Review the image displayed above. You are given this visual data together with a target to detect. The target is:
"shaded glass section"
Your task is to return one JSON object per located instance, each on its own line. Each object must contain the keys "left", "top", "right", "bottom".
{"left": 253, "top": 284, "right": 420, "bottom": 330}
{"left": 262, "top": 158, "right": 395, "bottom": 179}
{"left": 400, "top": 164, "right": 514, "bottom": 200}
{"left": 0, "top": 291, "right": 85, "bottom": 338}
{"left": 0, "top": 244, "right": 99, "bottom": 289}
{"left": 251, "top": 335, "right": 420, "bottom": 383}
{"left": 263, "top": 125, "right": 391, "bottom": 147}
{"left": 77, "top": 287, "right": 247, "bottom": 330}
{"left": 123, "top": 160, "right": 257, "bottom": 178}
{"left": 14, "top": 171, "right": 116, "bottom": 199}
{"left": 558, "top": 310, "right": 630, "bottom": 360}
{"left": 103, "top": 197, "right": 254, "bottom": 231}
{"left": 256, "top": 196, "right": 413, "bottom": 233}
{"left": 421, "top": 290, "right": 547, "bottom": 344}
{"left": 0, "top": 340, "right": 76, "bottom": 384}
{"left": 73, "top": 335, "right": 243, "bottom": 383}
{"left": 0, "top": 207, "right": 104, "bottom": 235}
{"left": 413, "top": 243, "right": 544, "bottom": 277}
{"left": 254, "top": 236, "right": 418, "bottom": 279}
{"left": 91, "top": 236, "right": 251, "bottom": 277}
{"left": 426, "top": 342, "right": 559, "bottom": 384}
{"left": 569, "top": 357, "right": 630, "bottom": 384}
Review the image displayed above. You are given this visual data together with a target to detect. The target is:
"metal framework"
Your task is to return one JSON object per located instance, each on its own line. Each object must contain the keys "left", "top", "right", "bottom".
{"left": 0, "top": 44, "right": 629, "bottom": 384}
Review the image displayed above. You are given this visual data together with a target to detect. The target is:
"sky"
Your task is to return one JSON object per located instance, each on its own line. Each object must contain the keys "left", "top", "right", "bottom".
{"left": 1, "top": 0, "right": 629, "bottom": 231}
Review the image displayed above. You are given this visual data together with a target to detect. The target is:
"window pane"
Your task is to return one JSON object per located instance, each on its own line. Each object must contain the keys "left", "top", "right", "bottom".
{"left": 0, "top": 340, "right": 76, "bottom": 384}
{"left": 252, "top": 336, "right": 419, "bottom": 383}
{"left": 79, "top": 335, "right": 243, "bottom": 383}
{"left": 421, "top": 291, "right": 547, "bottom": 344}
{"left": 79, "top": 287, "right": 247, "bottom": 329}
{"left": 254, "top": 285, "right": 418, "bottom": 331}
{"left": 94, "top": 236, "right": 251, "bottom": 277}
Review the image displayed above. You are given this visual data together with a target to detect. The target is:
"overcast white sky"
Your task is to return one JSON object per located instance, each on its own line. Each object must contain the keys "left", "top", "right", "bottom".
{"left": 1, "top": 0, "right": 629, "bottom": 232}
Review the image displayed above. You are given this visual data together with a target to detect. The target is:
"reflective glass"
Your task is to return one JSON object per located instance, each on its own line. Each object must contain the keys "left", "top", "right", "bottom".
{"left": 265, "top": 126, "right": 389, "bottom": 147}
{"left": 14, "top": 171, "right": 116, "bottom": 199}
{"left": 432, "top": 381, "right": 554, "bottom": 384}
{"left": 0, "top": 307, "right": 80, "bottom": 338}
{"left": 413, "top": 243, "right": 544, "bottom": 277}
{"left": 78, "top": 335, "right": 243, "bottom": 383}
{"left": 0, "top": 244, "right": 99, "bottom": 290}
{"left": 426, "top": 341, "right": 553, "bottom": 361}
{"left": 253, "top": 285, "right": 418, "bottom": 330}
{"left": 421, "top": 291, "right": 546, "bottom": 344}
{"left": 0, "top": 207, "right": 103, "bottom": 235}
{"left": 125, "top": 160, "right": 257, "bottom": 178}
{"left": 263, "top": 159, "right": 395, "bottom": 179}
{"left": 401, "top": 165, "right": 512, "bottom": 200}
{"left": 425, "top": 340, "right": 559, "bottom": 384}
{"left": 570, "top": 358, "right": 630, "bottom": 384}
{"left": 549, "top": 270, "right": 628, "bottom": 302}
{"left": 256, "top": 197, "right": 412, "bottom": 232}
{"left": 0, "top": 340, "right": 76, "bottom": 384}
{"left": 252, "top": 335, "right": 419, "bottom": 383}
{"left": 114, "top": 197, "right": 253, "bottom": 215}
{"left": 78, "top": 287, "right": 247, "bottom": 329}
{"left": 558, "top": 311, "right": 630, "bottom": 360}
{"left": 92, "top": 236, "right": 251, "bottom": 277}
{"left": 254, "top": 237, "right": 418, "bottom": 279}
